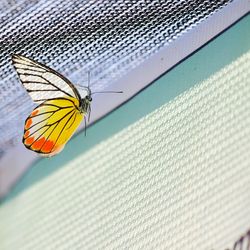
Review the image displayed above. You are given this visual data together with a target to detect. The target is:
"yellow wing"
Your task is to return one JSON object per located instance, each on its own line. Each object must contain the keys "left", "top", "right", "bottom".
{"left": 23, "top": 97, "right": 83, "bottom": 157}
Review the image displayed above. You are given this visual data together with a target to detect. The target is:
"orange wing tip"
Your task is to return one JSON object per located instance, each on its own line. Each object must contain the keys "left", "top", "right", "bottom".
{"left": 25, "top": 118, "right": 33, "bottom": 129}
{"left": 31, "top": 109, "right": 39, "bottom": 117}
{"left": 31, "top": 137, "right": 46, "bottom": 150}
{"left": 41, "top": 140, "right": 55, "bottom": 153}
{"left": 24, "top": 136, "right": 35, "bottom": 145}
{"left": 24, "top": 130, "right": 30, "bottom": 138}
{"left": 40, "top": 145, "right": 65, "bottom": 158}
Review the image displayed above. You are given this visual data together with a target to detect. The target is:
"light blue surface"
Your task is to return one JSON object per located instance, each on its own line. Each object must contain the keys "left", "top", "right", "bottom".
{"left": 3, "top": 14, "right": 250, "bottom": 203}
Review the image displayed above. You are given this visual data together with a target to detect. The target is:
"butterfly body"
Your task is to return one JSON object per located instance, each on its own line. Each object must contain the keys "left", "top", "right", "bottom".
{"left": 12, "top": 54, "right": 92, "bottom": 157}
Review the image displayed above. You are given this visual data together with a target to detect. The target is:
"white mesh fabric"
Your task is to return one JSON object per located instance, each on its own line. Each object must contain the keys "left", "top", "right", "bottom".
{"left": 0, "top": 50, "right": 250, "bottom": 250}
{"left": 0, "top": 0, "right": 235, "bottom": 154}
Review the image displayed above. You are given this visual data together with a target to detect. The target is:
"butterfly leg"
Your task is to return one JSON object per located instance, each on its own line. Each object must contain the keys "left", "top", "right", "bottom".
{"left": 84, "top": 116, "right": 87, "bottom": 136}
{"left": 88, "top": 105, "right": 91, "bottom": 123}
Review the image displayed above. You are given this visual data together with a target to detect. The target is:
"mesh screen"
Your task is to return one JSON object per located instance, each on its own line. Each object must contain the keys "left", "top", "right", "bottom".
{"left": 0, "top": 0, "right": 233, "bottom": 155}
{"left": 1, "top": 49, "right": 249, "bottom": 250}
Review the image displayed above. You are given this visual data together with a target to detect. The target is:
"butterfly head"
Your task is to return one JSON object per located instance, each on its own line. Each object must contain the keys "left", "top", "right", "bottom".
{"left": 85, "top": 95, "right": 92, "bottom": 102}
{"left": 79, "top": 87, "right": 123, "bottom": 114}
{"left": 79, "top": 87, "right": 92, "bottom": 114}
{"left": 83, "top": 87, "right": 92, "bottom": 103}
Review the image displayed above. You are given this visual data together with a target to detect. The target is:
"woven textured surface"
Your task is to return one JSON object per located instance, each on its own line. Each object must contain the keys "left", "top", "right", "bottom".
{"left": 0, "top": 0, "right": 233, "bottom": 156}
{"left": 1, "top": 49, "right": 250, "bottom": 250}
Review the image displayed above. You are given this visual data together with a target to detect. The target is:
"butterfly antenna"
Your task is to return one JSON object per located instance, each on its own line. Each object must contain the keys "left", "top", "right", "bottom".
{"left": 88, "top": 71, "right": 90, "bottom": 89}
{"left": 91, "top": 91, "right": 123, "bottom": 95}
{"left": 88, "top": 106, "right": 91, "bottom": 123}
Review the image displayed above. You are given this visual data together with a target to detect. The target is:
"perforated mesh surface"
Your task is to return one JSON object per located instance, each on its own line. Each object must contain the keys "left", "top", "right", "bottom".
{"left": 1, "top": 49, "right": 249, "bottom": 250}
{"left": 0, "top": 0, "right": 234, "bottom": 155}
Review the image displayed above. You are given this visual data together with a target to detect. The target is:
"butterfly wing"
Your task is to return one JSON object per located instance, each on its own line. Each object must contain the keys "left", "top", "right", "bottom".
{"left": 12, "top": 54, "right": 85, "bottom": 156}
{"left": 12, "top": 54, "right": 81, "bottom": 103}
{"left": 23, "top": 97, "right": 84, "bottom": 157}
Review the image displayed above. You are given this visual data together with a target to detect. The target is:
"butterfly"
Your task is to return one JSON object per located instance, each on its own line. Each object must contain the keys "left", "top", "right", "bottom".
{"left": 12, "top": 54, "right": 122, "bottom": 157}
